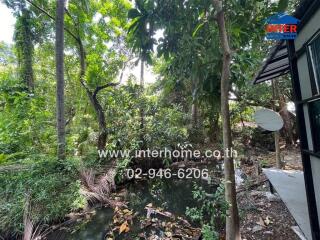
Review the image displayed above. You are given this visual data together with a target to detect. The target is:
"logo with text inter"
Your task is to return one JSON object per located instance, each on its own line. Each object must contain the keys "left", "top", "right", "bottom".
{"left": 265, "top": 13, "right": 300, "bottom": 40}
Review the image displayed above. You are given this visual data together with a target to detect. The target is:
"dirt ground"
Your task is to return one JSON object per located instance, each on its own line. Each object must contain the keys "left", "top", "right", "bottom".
{"left": 238, "top": 147, "right": 302, "bottom": 240}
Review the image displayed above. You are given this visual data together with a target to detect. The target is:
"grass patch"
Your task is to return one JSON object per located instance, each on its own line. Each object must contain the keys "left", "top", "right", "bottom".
{"left": 0, "top": 156, "right": 86, "bottom": 234}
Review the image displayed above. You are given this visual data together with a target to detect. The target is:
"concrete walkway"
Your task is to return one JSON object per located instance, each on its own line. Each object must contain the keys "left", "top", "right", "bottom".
{"left": 263, "top": 168, "right": 312, "bottom": 240}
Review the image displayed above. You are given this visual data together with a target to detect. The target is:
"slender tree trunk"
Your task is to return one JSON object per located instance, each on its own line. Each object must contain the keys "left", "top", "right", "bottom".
{"left": 22, "top": 9, "right": 34, "bottom": 91}
{"left": 275, "top": 131, "right": 282, "bottom": 168}
{"left": 90, "top": 93, "right": 107, "bottom": 150}
{"left": 272, "top": 80, "right": 282, "bottom": 168}
{"left": 140, "top": 59, "right": 144, "bottom": 87}
{"left": 212, "top": 1, "right": 241, "bottom": 239}
{"left": 55, "top": 0, "right": 66, "bottom": 160}
{"left": 140, "top": 59, "right": 146, "bottom": 148}
{"left": 81, "top": 88, "right": 107, "bottom": 151}
{"left": 191, "top": 78, "right": 198, "bottom": 128}
{"left": 14, "top": 8, "right": 34, "bottom": 91}
{"left": 191, "top": 102, "right": 198, "bottom": 127}
{"left": 209, "top": 112, "right": 220, "bottom": 143}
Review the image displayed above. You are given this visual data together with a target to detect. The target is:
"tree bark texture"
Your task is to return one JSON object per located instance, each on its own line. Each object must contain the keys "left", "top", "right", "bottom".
{"left": 140, "top": 60, "right": 146, "bottom": 149}
{"left": 212, "top": 0, "right": 241, "bottom": 239}
{"left": 272, "top": 79, "right": 282, "bottom": 169}
{"left": 15, "top": 8, "right": 34, "bottom": 91}
{"left": 55, "top": 0, "right": 66, "bottom": 160}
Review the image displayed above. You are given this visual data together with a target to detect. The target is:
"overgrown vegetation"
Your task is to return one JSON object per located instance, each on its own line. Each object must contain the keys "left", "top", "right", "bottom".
{"left": 186, "top": 183, "right": 227, "bottom": 240}
{"left": 0, "top": 0, "right": 299, "bottom": 238}
{"left": 0, "top": 157, "right": 85, "bottom": 234}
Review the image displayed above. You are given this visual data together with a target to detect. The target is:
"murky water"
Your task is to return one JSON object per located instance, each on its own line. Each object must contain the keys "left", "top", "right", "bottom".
{"left": 48, "top": 162, "right": 235, "bottom": 240}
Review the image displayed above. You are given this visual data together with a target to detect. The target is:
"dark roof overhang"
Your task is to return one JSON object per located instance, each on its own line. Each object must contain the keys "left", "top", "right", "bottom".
{"left": 253, "top": 40, "right": 289, "bottom": 84}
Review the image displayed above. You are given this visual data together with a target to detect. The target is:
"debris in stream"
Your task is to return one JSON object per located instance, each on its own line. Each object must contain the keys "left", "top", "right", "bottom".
{"left": 103, "top": 203, "right": 202, "bottom": 240}
{"left": 141, "top": 203, "right": 202, "bottom": 240}
{"left": 104, "top": 206, "right": 135, "bottom": 237}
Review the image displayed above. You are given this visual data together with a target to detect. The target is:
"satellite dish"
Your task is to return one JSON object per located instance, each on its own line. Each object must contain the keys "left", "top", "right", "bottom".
{"left": 254, "top": 108, "right": 284, "bottom": 131}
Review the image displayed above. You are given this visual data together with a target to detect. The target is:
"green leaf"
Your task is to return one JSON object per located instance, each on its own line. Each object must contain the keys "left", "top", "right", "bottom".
{"left": 192, "top": 22, "right": 205, "bottom": 38}
{"left": 128, "top": 18, "right": 139, "bottom": 33}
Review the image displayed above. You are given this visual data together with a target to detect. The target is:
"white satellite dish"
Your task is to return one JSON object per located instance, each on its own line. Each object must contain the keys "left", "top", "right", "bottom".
{"left": 254, "top": 108, "right": 284, "bottom": 131}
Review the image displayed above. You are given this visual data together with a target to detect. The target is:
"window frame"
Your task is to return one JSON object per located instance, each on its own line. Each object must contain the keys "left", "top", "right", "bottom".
{"left": 306, "top": 30, "right": 320, "bottom": 95}
{"left": 308, "top": 99, "right": 320, "bottom": 153}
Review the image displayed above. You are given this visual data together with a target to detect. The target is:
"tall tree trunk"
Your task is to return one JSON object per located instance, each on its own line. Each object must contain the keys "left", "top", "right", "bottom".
{"left": 191, "top": 78, "right": 198, "bottom": 128}
{"left": 191, "top": 102, "right": 198, "bottom": 127}
{"left": 90, "top": 93, "right": 107, "bottom": 151}
{"left": 272, "top": 80, "right": 282, "bottom": 168}
{"left": 14, "top": 8, "right": 34, "bottom": 91}
{"left": 212, "top": 1, "right": 241, "bottom": 239}
{"left": 55, "top": 0, "right": 66, "bottom": 160}
{"left": 209, "top": 112, "right": 220, "bottom": 143}
{"left": 140, "top": 59, "right": 145, "bottom": 87}
{"left": 275, "top": 131, "right": 282, "bottom": 168}
{"left": 140, "top": 59, "right": 146, "bottom": 149}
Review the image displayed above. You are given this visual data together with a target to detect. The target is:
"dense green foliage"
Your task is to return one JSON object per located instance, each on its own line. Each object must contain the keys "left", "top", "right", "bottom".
{"left": 0, "top": 158, "right": 85, "bottom": 233}
{"left": 186, "top": 183, "right": 227, "bottom": 240}
{"left": 0, "top": 0, "right": 298, "bottom": 237}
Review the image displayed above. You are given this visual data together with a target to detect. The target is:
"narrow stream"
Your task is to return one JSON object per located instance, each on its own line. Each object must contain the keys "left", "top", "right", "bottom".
{"left": 48, "top": 162, "right": 243, "bottom": 239}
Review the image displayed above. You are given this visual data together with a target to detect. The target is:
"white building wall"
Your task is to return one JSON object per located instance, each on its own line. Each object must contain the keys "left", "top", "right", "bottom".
{"left": 294, "top": 6, "right": 320, "bottom": 226}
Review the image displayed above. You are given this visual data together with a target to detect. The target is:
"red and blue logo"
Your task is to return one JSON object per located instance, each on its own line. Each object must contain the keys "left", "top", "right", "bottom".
{"left": 265, "top": 13, "right": 300, "bottom": 40}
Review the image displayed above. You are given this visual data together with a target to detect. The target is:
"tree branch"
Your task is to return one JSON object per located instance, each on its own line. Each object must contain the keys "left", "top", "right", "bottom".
{"left": 25, "top": 0, "right": 80, "bottom": 42}
{"left": 93, "top": 82, "right": 120, "bottom": 98}
{"left": 91, "top": 57, "right": 134, "bottom": 98}
{"left": 64, "top": 7, "right": 77, "bottom": 27}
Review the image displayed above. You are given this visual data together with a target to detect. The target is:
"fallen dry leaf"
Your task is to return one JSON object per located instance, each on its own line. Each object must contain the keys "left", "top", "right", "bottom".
{"left": 119, "top": 221, "right": 128, "bottom": 234}
{"left": 123, "top": 209, "right": 131, "bottom": 214}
